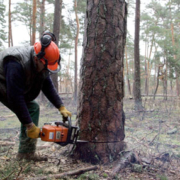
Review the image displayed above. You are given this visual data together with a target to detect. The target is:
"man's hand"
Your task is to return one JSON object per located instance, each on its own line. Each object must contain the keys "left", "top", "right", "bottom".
{"left": 59, "top": 106, "right": 72, "bottom": 118}
{"left": 26, "top": 123, "right": 40, "bottom": 139}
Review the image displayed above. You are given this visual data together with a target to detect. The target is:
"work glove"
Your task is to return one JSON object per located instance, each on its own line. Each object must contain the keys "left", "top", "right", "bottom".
{"left": 59, "top": 106, "right": 72, "bottom": 118}
{"left": 26, "top": 123, "right": 40, "bottom": 139}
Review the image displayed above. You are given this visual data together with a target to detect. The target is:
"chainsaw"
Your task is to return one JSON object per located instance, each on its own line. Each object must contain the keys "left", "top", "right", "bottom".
{"left": 40, "top": 117, "right": 87, "bottom": 146}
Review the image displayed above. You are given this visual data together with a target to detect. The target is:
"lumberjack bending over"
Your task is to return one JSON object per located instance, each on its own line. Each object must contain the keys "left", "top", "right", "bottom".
{"left": 0, "top": 32, "right": 71, "bottom": 161}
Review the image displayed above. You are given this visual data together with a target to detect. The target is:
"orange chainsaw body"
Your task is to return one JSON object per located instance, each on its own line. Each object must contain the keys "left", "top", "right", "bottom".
{"left": 41, "top": 124, "right": 68, "bottom": 143}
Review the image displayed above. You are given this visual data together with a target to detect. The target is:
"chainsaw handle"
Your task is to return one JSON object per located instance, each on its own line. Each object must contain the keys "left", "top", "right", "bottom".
{"left": 54, "top": 116, "right": 71, "bottom": 128}
{"left": 63, "top": 116, "right": 69, "bottom": 123}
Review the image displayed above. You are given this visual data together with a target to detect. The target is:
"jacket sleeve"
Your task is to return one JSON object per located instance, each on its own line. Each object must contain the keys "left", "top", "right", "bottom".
{"left": 42, "top": 76, "right": 63, "bottom": 108}
{"left": 42, "top": 76, "right": 64, "bottom": 108}
{"left": 4, "top": 60, "right": 32, "bottom": 125}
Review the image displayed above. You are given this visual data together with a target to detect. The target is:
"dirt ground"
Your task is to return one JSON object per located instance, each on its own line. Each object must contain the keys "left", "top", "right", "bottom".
{"left": 1, "top": 97, "right": 180, "bottom": 180}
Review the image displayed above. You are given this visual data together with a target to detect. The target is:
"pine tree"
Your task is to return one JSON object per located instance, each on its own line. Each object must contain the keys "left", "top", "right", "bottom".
{"left": 74, "top": 0, "right": 127, "bottom": 164}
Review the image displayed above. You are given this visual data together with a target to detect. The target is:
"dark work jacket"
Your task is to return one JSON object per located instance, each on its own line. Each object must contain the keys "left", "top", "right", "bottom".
{"left": 0, "top": 46, "right": 49, "bottom": 101}
{"left": 0, "top": 46, "right": 63, "bottom": 124}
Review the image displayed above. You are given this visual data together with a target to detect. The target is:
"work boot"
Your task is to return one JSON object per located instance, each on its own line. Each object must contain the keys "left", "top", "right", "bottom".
{"left": 16, "top": 153, "right": 48, "bottom": 161}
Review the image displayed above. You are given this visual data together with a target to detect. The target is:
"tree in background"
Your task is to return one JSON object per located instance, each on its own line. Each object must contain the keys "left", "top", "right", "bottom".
{"left": 140, "top": 0, "right": 180, "bottom": 98}
{"left": 51, "top": 0, "right": 63, "bottom": 92}
{"left": 5, "top": 0, "right": 87, "bottom": 100}
{"left": 31, "top": 0, "right": 36, "bottom": 45}
{"left": 124, "top": 32, "right": 134, "bottom": 97}
{"left": 73, "top": 0, "right": 79, "bottom": 104}
{"left": 62, "top": 0, "right": 86, "bottom": 103}
{"left": 39, "top": 0, "right": 45, "bottom": 35}
{"left": 74, "top": 0, "right": 127, "bottom": 164}
{"left": 13, "top": 1, "right": 34, "bottom": 44}
{"left": 134, "top": 0, "right": 142, "bottom": 109}
{"left": 141, "top": 12, "right": 157, "bottom": 95}
{"left": 124, "top": 0, "right": 135, "bottom": 98}
{"left": 8, "top": 0, "right": 13, "bottom": 47}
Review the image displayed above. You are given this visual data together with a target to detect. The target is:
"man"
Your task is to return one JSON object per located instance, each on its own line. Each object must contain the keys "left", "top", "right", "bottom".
{"left": 0, "top": 31, "right": 71, "bottom": 161}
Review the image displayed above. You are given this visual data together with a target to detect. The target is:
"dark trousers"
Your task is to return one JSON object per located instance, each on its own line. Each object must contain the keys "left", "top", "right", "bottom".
{"left": 0, "top": 100, "right": 39, "bottom": 153}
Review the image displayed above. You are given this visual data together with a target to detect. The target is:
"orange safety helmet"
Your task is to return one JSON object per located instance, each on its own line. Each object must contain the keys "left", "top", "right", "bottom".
{"left": 34, "top": 31, "right": 60, "bottom": 73}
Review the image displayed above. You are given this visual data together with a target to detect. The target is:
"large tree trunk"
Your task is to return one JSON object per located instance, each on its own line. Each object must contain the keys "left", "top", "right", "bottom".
{"left": 74, "top": 0, "right": 127, "bottom": 164}
{"left": 51, "top": 0, "right": 62, "bottom": 91}
{"left": 133, "top": 0, "right": 142, "bottom": 110}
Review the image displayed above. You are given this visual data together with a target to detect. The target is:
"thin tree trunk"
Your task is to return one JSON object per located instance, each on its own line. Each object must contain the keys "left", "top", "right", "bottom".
{"left": 39, "top": 0, "right": 45, "bottom": 35}
{"left": 164, "top": 69, "right": 167, "bottom": 100}
{"left": 170, "top": 80, "right": 173, "bottom": 96}
{"left": 32, "top": 0, "right": 36, "bottom": 45}
{"left": 125, "top": 46, "right": 131, "bottom": 96}
{"left": 53, "top": 0, "right": 62, "bottom": 44}
{"left": 38, "top": 0, "right": 47, "bottom": 104}
{"left": 67, "top": 48, "right": 72, "bottom": 76}
{"left": 51, "top": 0, "right": 62, "bottom": 92}
{"left": 145, "top": 20, "right": 157, "bottom": 98}
{"left": 171, "top": 23, "right": 179, "bottom": 96}
{"left": 144, "top": 41, "right": 148, "bottom": 95}
{"left": 153, "top": 65, "right": 160, "bottom": 100}
{"left": 134, "top": 0, "right": 142, "bottom": 110}
{"left": 8, "top": 0, "right": 13, "bottom": 47}
{"left": 163, "top": 58, "right": 167, "bottom": 100}
{"left": 169, "top": 1, "right": 179, "bottom": 96}
{"left": 29, "top": 5, "right": 32, "bottom": 43}
{"left": 74, "top": 0, "right": 79, "bottom": 104}
{"left": 175, "top": 72, "right": 179, "bottom": 96}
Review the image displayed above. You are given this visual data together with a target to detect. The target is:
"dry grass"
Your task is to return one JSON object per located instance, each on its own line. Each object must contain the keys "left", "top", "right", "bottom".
{"left": 1, "top": 98, "right": 180, "bottom": 179}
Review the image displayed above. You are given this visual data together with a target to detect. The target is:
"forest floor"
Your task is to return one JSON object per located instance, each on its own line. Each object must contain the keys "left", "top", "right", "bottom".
{"left": 1, "top": 97, "right": 180, "bottom": 180}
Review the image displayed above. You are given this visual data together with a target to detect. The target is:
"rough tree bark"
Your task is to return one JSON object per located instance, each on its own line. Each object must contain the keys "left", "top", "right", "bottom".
{"left": 74, "top": 0, "right": 127, "bottom": 164}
